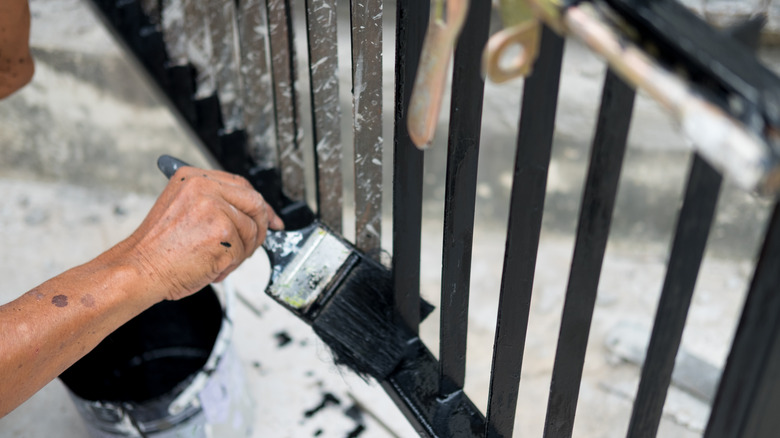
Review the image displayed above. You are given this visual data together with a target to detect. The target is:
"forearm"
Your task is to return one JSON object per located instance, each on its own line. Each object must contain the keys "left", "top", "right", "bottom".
{"left": 0, "top": 240, "right": 162, "bottom": 418}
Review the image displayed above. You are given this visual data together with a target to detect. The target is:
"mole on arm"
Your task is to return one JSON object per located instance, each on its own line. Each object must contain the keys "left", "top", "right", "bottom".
{"left": 51, "top": 295, "right": 68, "bottom": 308}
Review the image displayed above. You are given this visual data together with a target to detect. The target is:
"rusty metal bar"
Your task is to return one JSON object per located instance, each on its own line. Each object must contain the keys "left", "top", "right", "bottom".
{"left": 267, "top": 0, "right": 306, "bottom": 202}
{"left": 237, "top": 0, "right": 278, "bottom": 171}
{"left": 350, "top": 0, "right": 383, "bottom": 255}
{"left": 303, "top": 0, "right": 343, "bottom": 232}
{"left": 207, "top": 0, "right": 244, "bottom": 133}
{"left": 160, "top": 0, "right": 189, "bottom": 66}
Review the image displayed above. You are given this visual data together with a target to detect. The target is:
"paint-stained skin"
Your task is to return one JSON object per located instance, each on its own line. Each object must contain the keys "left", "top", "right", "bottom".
{"left": 51, "top": 295, "right": 68, "bottom": 308}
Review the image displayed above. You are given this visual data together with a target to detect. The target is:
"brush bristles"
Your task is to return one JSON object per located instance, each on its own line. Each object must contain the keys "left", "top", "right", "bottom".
{"left": 312, "top": 260, "right": 408, "bottom": 380}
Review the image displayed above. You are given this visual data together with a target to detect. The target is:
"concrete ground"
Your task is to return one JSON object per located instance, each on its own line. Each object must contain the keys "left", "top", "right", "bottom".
{"left": 0, "top": 0, "right": 777, "bottom": 437}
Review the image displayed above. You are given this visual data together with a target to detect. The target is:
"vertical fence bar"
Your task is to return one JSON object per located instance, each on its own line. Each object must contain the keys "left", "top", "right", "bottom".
{"left": 484, "top": 26, "right": 565, "bottom": 438}
{"left": 626, "top": 155, "right": 721, "bottom": 438}
{"left": 160, "top": 0, "right": 189, "bottom": 67}
{"left": 392, "top": 0, "right": 428, "bottom": 334}
{"left": 237, "top": 0, "right": 278, "bottom": 171}
{"left": 140, "top": 0, "right": 161, "bottom": 24}
{"left": 267, "top": 0, "right": 306, "bottom": 201}
{"left": 628, "top": 24, "right": 758, "bottom": 437}
{"left": 543, "top": 70, "right": 636, "bottom": 438}
{"left": 704, "top": 203, "right": 780, "bottom": 438}
{"left": 437, "top": 0, "right": 492, "bottom": 397}
{"left": 350, "top": 0, "right": 383, "bottom": 255}
{"left": 182, "top": 0, "right": 216, "bottom": 99}
{"left": 304, "top": 0, "right": 343, "bottom": 232}
{"left": 208, "top": 0, "right": 244, "bottom": 133}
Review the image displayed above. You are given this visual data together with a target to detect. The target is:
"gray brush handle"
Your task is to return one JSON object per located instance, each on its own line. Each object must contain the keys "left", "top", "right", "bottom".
{"left": 157, "top": 155, "right": 191, "bottom": 179}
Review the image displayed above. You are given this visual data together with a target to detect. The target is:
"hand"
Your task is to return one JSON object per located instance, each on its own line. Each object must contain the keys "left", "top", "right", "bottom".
{"left": 115, "top": 167, "right": 284, "bottom": 302}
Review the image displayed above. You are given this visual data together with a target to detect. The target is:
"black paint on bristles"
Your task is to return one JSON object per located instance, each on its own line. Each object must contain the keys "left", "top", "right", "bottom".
{"left": 312, "top": 259, "right": 409, "bottom": 380}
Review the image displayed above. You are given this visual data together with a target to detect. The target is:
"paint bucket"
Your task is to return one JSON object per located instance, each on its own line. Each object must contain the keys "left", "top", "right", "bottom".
{"left": 59, "top": 282, "right": 253, "bottom": 437}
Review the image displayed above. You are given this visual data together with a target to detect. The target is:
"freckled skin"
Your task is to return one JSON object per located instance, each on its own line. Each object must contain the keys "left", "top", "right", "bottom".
{"left": 51, "top": 295, "right": 68, "bottom": 308}
{"left": 80, "top": 294, "right": 96, "bottom": 308}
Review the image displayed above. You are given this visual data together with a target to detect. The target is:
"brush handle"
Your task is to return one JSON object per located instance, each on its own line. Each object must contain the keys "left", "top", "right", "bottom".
{"left": 157, "top": 155, "right": 191, "bottom": 178}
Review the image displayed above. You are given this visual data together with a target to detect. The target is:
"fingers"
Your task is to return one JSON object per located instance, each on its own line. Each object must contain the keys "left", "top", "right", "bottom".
{"left": 174, "top": 167, "right": 285, "bottom": 235}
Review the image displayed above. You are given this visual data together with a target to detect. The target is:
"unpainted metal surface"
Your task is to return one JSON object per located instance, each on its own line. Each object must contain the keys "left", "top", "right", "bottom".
{"left": 304, "top": 0, "right": 344, "bottom": 232}
{"left": 350, "top": 0, "right": 384, "bottom": 255}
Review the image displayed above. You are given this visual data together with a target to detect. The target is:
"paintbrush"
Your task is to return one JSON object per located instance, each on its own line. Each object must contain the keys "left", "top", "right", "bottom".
{"left": 157, "top": 154, "right": 410, "bottom": 380}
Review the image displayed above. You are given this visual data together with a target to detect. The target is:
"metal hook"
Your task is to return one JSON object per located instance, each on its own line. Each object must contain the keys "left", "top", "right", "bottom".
{"left": 407, "top": 0, "right": 470, "bottom": 149}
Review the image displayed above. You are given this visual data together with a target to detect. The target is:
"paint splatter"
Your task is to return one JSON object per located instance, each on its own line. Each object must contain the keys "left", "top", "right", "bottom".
{"left": 344, "top": 404, "right": 363, "bottom": 423}
{"left": 346, "top": 425, "right": 365, "bottom": 438}
{"left": 80, "top": 294, "right": 95, "bottom": 308}
{"left": 304, "top": 393, "right": 340, "bottom": 418}
{"left": 274, "top": 331, "right": 292, "bottom": 347}
{"left": 52, "top": 295, "right": 68, "bottom": 307}
{"left": 220, "top": 241, "right": 232, "bottom": 248}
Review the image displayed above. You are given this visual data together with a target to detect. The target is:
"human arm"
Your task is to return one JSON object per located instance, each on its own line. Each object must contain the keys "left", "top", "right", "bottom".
{"left": 0, "top": 0, "right": 35, "bottom": 99}
{"left": 0, "top": 167, "right": 283, "bottom": 417}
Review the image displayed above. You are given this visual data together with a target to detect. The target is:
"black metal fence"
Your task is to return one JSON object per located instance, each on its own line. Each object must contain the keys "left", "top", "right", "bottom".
{"left": 86, "top": 0, "right": 780, "bottom": 436}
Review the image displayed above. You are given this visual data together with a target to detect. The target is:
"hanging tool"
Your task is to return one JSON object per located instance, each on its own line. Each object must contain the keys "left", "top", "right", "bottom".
{"left": 407, "top": 0, "right": 470, "bottom": 149}
{"left": 486, "top": 0, "right": 780, "bottom": 196}
{"left": 482, "top": 0, "right": 542, "bottom": 83}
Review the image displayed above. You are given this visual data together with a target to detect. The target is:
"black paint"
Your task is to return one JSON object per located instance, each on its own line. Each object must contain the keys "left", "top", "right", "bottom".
{"left": 60, "top": 286, "right": 222, "bottom": 403}
{"left": 391, "top": 0, "right": 428, "bottom": 335}
{"left": 437, "top": 0, "right": 491, "bottom": 398}
{"left": 543, "top": 70, "right": 635, "bottom": 438}
{"left": 485, "top": 26, "right": 565, "bottom": 438}
{"left": 304, "top": 392, "right": 341, "bottom": 418}
{"left": 312, "top": 259, "right": 409, "bottom": 380}
{"left": 343, "top": 404, "right": 363, "bottom": 423}
{"left": 274, "top": 331, "right": 292, "bottom": 348}
{"left": 220, "top": 241, "right": 232, "bottom": 248}
{"left": 704, "top": 203, "right": 780, "bottom": 437}
{"left": 381, "top": 338, "right": 486, "bottom": 437}
{"left": 346, "top": 424, "right": 365, "bottom": 438}
{"left": 627, "top": 155, "right": 722, "bottom": 438}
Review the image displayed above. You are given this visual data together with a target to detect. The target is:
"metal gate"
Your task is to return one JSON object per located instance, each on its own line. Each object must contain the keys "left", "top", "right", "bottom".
{"left": 85, "top": 0, "right": 780, "bottom": 436}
